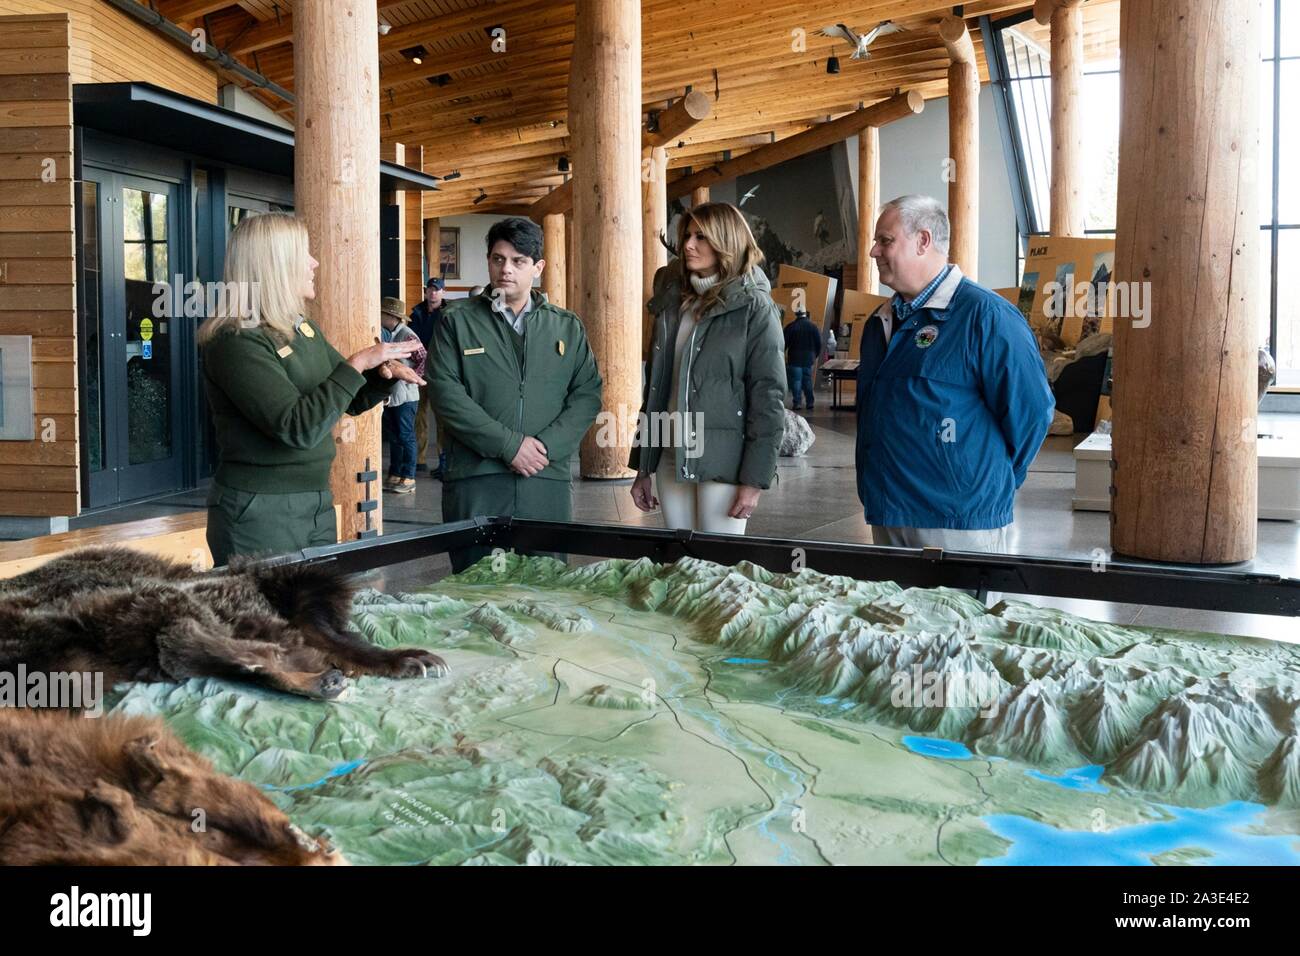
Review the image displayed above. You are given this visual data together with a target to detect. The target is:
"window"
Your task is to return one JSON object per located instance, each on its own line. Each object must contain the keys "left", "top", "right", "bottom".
{"left": 995, "top": 8, "right": 1119, "bottom": 282}
{"left": 991, "top": 2, "right": 1298, "bottom": 388}
{"left": 1265, "top": 1, "right": 1300, "bottom": 386}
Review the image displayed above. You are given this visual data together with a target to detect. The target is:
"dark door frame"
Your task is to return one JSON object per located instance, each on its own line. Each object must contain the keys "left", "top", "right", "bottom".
{"left": 77, "top": 130, "right": 192, "bottom": 510}
{"left": 78, "top": 164, "right": 188, "bottom": 508}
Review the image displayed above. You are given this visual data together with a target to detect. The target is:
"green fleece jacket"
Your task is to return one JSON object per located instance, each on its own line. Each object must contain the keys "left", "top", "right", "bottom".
{"left": 429, "top": 289, "right": 603, "bottom": 482}
{"left": 202, "top": 318, "right": 394, "bottom": 493}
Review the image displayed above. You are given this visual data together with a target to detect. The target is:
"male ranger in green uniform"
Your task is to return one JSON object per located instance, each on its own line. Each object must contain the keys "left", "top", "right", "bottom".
{"left": 429, "top": 217, "right": 603, "bottom": 571}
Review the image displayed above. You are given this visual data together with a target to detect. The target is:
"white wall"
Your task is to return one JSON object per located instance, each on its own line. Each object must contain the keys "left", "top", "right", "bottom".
{"left": 847, "top": 84, "right": 1018, "bottom": 292}
{"left": 436, "top": 213, "right": 495, "bottom": 294}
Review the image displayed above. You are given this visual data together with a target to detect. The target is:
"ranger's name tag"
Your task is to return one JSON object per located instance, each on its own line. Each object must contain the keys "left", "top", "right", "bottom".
{"left": 463, "top": 347, "right": 486, "bottom": 355}
{"left": 277, "top": 345, "right": 294, "bottom": 358}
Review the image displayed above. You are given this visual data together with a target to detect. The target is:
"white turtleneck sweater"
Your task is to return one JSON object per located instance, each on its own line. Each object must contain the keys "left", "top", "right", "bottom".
{"left": 667, "top": 271, "right": 721, "bottom": 419}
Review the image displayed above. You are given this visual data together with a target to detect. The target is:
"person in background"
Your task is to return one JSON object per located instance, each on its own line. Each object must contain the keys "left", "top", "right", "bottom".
{"left": 783, "top": 309, "right": 822, "bottom": 412}
{"left": 629, "top": 202, "right": 785, "bottom": 534}
{"left": 199, "top": 213, "right": 423, "bottom": 565}
{"left": 380, "top": 297, "right": 426, "bottom": 495}
{"left": 429, "top": 217, "right": 603, "bottom": 572}
{"left": 855, "top": 194, "right": 1054, "bottom": 552}
{"left": 408, "top": 276, "right": 445, "bottom": 479}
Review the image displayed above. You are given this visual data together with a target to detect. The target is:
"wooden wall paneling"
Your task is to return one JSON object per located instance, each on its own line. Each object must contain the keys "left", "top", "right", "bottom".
{"left": 0, "top": 12, "right": 78, "bottom": 519}
{"left": 0, "top": 0, "right": 217, "bottom": 99}
{"left": 404, "top": 145, "right": 425, "bottom": 297}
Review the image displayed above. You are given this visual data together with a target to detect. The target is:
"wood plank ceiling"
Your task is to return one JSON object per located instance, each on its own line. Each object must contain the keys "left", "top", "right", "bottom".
{"left": 146, "top": 0, "right": 1045, "bottom": 217}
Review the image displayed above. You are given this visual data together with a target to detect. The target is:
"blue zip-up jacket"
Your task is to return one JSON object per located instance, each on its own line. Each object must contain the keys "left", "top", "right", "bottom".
{"left": 783, "top": 316, "right": 822, "bottom": 367}
{"left": 854, "top": 264, "right": 1054, "bottom": 530}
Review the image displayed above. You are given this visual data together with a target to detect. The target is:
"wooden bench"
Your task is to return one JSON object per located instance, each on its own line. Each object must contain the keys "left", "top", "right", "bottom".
{"left": 0, "top": 505, "right": 344, "bottom": 580}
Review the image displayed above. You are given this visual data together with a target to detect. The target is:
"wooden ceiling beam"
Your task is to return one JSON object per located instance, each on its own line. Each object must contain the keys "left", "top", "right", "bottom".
{"left": 666, "top": 89, "right": 923, "bottom": 199}
{"left": 156, "top": 0, "right": 241, "bottom": 24}
{"left": 228, "top": 0, "right": 393, "bottom": 54}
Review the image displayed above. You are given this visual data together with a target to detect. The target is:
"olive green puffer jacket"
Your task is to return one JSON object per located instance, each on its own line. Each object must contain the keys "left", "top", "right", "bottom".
{"left": 628, "top": 262, "right": 785, "bottom": 488}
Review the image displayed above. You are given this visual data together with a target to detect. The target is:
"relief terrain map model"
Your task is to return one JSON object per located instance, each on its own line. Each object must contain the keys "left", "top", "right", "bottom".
{"left": 112, "top": 554, "right": 1300, "bottom": 865}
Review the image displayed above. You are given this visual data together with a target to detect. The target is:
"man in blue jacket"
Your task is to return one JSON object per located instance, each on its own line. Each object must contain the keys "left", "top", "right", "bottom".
{"left": 783, "top": 310, "right": 823, "bottom": 411}
{"left": 855, "top": 195, "right": 1054, "bottom": 551}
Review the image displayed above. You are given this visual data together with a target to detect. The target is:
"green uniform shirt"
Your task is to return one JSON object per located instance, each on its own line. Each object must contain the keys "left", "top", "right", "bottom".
{"left": 202, "top": 318, "right": 393, "bottom": 493}
{"left": 430, "top": 289, "right": 603, "bottom": 482}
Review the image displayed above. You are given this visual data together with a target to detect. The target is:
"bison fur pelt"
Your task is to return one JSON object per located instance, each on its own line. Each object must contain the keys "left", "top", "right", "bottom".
{"left": 0, "top": 547, "right": 446, "bottom": 700}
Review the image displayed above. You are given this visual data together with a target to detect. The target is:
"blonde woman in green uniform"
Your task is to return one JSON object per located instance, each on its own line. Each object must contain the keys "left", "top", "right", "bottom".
{"left": 199, "top": 213, "right": 424, "bottom": 565}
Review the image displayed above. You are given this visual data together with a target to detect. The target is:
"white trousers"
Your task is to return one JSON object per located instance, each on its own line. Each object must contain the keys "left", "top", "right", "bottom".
{"left": 869, "top": 524, "right": 1010, "bottom": 553}
{"left": 655, "top": 463, "right": 748, "bottom": 535}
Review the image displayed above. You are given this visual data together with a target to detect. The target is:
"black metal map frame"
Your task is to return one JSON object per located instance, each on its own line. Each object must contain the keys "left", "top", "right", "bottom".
{"left": 287, "top": 517, "right": 1300, "bottom": 620}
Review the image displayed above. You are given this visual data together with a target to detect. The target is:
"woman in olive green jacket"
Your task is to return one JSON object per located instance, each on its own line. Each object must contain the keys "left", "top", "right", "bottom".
{"left": 629, "top": 202, "right": 785, "bottom": 534}
{"left": 199, "top": 213, "right": 424, "bottom": 565}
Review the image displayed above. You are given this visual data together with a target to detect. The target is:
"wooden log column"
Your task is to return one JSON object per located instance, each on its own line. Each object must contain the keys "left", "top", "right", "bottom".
{"left": 571, "top": 0, "right": 640, "bottom": 479}
{"left": 541, "top": 212, "right": 566, "bottom": 308}
{"left": 856, "top": 126, "right": 880, "bottom": 293}
{"left": 642, "top": 144, "right": 667, "bottom": 357}
{"left": 295, "top": 0, "right": 382, "bottom": 541}
{"left": 1110, "top": 0, "right": 1260, "bottom": 563}
{"left": 940, "top": 16, "right": 979, "bottom": 279}
{"left": 1035, "top": 0, "right": 1087, "bottom": 237}
{"left": 423, "top": 216, "right": 440, "bottom": 279}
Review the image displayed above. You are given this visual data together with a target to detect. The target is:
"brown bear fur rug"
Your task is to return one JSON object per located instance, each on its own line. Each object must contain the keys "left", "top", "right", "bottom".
{"left": 0, "top": 709, "right": 345, "bottom": 865}
{"left": 0, "top": 546, "right": 446, "bottom": 700}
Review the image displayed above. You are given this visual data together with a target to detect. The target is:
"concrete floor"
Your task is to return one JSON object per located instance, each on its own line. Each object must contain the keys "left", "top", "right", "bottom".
{"left": 73, "top": 388, "right": 1300, "bottom": 643}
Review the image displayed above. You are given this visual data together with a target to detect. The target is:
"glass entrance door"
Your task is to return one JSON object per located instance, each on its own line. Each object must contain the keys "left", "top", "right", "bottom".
{"left": 81, "top": 168, "right": 184, "bottom": 507}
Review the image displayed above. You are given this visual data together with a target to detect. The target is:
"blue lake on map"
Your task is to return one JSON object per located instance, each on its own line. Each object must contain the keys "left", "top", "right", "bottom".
{"left": 1025, "top": 765, "right": 1109, "bottom": 793}
{"left": 982, "top": 801, "right": 1300, "bottom": 865}
{"left": 901, "top": 736, "right": 973, "bottom": 760}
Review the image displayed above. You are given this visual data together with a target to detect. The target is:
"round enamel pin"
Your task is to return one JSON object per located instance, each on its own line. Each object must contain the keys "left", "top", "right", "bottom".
{"left": 915, "top": 325, "right": 938, "bottom": 349}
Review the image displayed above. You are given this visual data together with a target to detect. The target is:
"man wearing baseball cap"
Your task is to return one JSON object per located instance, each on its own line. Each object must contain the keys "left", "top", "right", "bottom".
{"left": 379, "top": 296, "right": 427, "bottom": 494}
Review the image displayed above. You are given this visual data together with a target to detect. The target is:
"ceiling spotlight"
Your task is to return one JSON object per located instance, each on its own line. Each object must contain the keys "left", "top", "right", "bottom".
{"left": 557, "top": 156, "right": 570, "bottom": 173}
{"left": 399, "top": 44, "right": 428, "bottom": 65}
{"left": 442, "top": 170, "right": 462, "bottom": 181}
{"left": 473, "top": 191, "right": 488, "bottom": 205}
{"left": 826, "top": 54, "right": 841, "bottom": 75}
{"left": 469, "top": 115, "right": 486, "bottom": 124}
{"left": 378, "top": 20, "right": 391, "bottom": 36}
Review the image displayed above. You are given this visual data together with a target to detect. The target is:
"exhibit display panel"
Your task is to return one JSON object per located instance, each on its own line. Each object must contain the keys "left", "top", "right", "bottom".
{"left": 108, "top": 550, "right": 1300, "bottom": 866}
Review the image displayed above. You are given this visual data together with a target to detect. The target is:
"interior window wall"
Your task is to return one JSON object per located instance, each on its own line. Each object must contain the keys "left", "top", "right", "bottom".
{"left": 993, "top": 1, "right": 1298, "bottom": 389}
